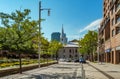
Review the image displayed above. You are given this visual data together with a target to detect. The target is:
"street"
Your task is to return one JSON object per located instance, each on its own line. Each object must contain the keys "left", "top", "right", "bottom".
{"left": 1, "top": 62, "right": 82, "bottom": 79}
{"left": 1, "top": 62, "right": 120, "bottom": 79}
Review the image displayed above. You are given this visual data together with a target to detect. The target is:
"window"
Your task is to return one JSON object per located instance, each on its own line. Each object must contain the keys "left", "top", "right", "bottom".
{"left": 112, "top": 18, "right": 114, "bottom": 26}
{"left": 116, "top": 27, "right": 120, "bottom": 34}
{"left": 69, "top": 49, "right": 71, "bottom": 53}
{"left": 69, "top": 55, "right": 72, "bottom": 58}
{"left": 75, "top": 49, "right": 77, "bottom": 53}
{"left": 75, "top": 55, "right": 78, "bottom": 57}
{"left": 116, "top": 15, "right": 120, "bottom": 23}
{"left": 111, "top": 7, "right": 114, "bottom": 15}
{"left": 63, "top": 49, "right": 65, "bottom": 53}
{"left": 112, "top": 29, "right": 115, "bottom": 36}
{"left": 116, "top": 3, "right": 120, "bottom": 11}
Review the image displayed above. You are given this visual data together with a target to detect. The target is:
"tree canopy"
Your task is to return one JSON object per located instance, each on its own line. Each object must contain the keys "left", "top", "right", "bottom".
{"left": 0, "top": 9, "right": 39, "bottom": 53}
{"left": 48, "top": 40, "right": 63, "bottom": 60}
{"left": 78, "top": 30, "right": 98, "bottom": 61}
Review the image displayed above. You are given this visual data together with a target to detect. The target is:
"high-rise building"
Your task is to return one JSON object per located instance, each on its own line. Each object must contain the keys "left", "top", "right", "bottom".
{"left": 99, "top": 0, "right": 120, "bottom": 64}
{"left": 51, "top": 32, "right": 61, "bottom": 42}
{"left": 60, "top": 25, "right": 68, "bottom": 44}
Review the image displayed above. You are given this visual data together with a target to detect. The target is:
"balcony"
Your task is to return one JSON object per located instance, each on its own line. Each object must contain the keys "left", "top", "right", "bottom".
{"left": 110, "top": 0, "right": 116, "bottom": 10}
{"left": 99, "top": 17, "right": 110, "bottom": 33}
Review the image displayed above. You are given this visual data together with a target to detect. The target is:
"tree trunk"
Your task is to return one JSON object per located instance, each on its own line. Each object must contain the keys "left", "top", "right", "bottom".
{"left": 19, "top": 53, "right": 22, "bottom": 74}
{"left": 56, "top": 52, "right": 58, "bottom": 62}
{"left": 47, "top": 57, "right": 48, "bottom": 65}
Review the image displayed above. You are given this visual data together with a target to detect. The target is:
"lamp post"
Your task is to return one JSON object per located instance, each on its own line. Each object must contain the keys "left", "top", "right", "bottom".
{"left": 38, "top": 1, "right": 50, "bottom": 67}
{"left": 97, "top": 41, "right": 100, "bottom": 63}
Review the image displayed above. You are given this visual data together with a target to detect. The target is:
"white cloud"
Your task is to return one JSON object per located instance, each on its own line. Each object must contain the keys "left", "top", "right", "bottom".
{"left": 67, "top": 34, "right": 85, "bottom": 41}
{"left": 79, "top": 18, "right": 102, "bottom": 33}
{"left": 67, "top": 35, "right": 80, "bottom": 39}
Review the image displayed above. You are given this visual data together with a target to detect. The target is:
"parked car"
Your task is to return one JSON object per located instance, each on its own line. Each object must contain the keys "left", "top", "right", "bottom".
{"left": 74, "top": 59, "right": 79, "bottom": 62}
{"left": 65, "top": 59, "right": 71, "bottom": 62}
{"left": 59, "top": 59, "right": 65, "bottom": 62}
{"left": 79, "top": 58, "right": 86, "bottom": 63}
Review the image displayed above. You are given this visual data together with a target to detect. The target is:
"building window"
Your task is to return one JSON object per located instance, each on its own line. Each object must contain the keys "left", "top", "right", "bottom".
{"left": 111, "top": 9, "right": 112, "bottom": 15}
{"left": 112, "top": 18, "right": 114, "bottom": 26}
{"left": 75, "top": 49, "right": 77, "bottom": 53}
{"left": 69, "top": 49, "right": 71, "bottom": 53}
{"left": 75, "top": 54, "right": 78, "bottom": 57}
{"left": 112, "top": 29, "right": 115, "bottom": 36}
{"left": 101, "top": 38, "right": 104, "bottom": 44}
{"left": 116, "top": 3, "right": 120, "bottom": 11}
{"left": 116, "top": 15, "right": 120, "bottom": 23}
{"left": 69, "top": 55, "right": 72, "bottom": 58}
{"left": 63, "top": 49, "right": 65, "bottom": 53}
{"left": 116, "top": 27, "right": 120, "bottom": 34}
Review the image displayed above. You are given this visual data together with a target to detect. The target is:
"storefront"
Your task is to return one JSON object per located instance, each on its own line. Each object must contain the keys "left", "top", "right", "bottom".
{"left": 105, "top": 48, "right": 111, "bottom": 63}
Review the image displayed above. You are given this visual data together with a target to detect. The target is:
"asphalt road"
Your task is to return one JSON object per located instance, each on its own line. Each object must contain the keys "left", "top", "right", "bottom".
{"left": 1, "top": 62, "right": 82, "bottom": 79}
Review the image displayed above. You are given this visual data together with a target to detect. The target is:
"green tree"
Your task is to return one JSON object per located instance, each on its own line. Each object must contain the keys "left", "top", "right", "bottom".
{"left": 78, "top": 30, "right": 98, "bottom": 61}
{"left": 48, "top": 40, "right": 63, "bottom": 61}
{"left": 0, "top": 9, "right": 39, "bottom": 73}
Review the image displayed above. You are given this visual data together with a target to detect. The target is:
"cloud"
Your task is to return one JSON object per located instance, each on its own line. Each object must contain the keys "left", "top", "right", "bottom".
{"left": 67, "top": 35, "right": 80, "bottom": 39}
{"left": 79, "top": 18, "right": 102, "bottom": 33}
{"left": 67, "top": 34, "right": 85, "bottom": 41}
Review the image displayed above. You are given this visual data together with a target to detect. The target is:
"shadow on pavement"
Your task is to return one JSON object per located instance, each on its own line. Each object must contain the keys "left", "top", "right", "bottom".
{"left": 19, "top": 72, "right": 81, "bottom": 79}
{"left": 88, "top": 63, "right": 115, "bottom": 79}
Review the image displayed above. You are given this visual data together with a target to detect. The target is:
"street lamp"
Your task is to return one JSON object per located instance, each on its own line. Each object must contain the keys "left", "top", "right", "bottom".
{"left": 38, "top": 1, "right": 50, "bottom": 67}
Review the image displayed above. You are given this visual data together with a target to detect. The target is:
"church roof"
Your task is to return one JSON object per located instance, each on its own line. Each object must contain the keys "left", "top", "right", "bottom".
{"left": 64, "top": 42, "right": 79, "bottom": 48}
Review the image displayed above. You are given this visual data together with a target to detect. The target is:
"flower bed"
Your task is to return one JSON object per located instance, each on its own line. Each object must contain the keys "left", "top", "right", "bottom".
{"left": 0, "top": 61, "right": 58, "bottom": 77}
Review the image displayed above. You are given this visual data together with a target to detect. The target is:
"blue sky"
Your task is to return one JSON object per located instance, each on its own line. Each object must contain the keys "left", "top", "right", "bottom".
{"left": 0, "top": 0, "right": 103, "bottom": 41}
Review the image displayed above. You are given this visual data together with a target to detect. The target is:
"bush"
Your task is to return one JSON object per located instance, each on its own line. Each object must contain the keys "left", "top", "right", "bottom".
{"left": 0, "top": 63, "right": 14, "bottom": 68}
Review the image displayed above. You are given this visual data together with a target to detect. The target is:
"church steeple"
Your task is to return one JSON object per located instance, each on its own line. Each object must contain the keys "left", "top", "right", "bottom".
{"left": 60, "top": 24, "right": 67, "bottom": 44}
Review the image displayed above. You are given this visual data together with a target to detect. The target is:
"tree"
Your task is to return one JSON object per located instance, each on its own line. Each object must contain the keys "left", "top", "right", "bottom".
{"left": 78, "top": 30, "right": 98, "bottom": 61}
{"left": 0, "top": 9, "right": 39, "bottom": 73}
{"left": 48, "top": 40, "right": 63, "bottom": 61}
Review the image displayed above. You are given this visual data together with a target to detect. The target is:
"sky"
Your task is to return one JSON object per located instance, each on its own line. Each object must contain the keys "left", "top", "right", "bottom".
{"left": 0, "top": 0, "right": 103, "bottom": 41}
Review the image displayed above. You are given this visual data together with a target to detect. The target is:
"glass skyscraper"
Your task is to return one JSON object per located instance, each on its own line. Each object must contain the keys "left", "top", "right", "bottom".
{"left": 51, "top": 32, "right": 61, "bottom": 42}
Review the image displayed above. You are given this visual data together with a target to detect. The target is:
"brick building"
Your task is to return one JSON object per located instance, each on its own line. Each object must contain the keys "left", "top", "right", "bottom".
{"left": 99, "top": 0, "right": 120, "bottom": 64}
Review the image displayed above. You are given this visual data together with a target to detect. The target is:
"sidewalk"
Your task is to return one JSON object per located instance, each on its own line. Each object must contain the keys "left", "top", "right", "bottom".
{"left": 84, "top": 61, "right": 120, "bottom": 79}
{"left": 0, "top": 62, "right": 82, "bottom": 79}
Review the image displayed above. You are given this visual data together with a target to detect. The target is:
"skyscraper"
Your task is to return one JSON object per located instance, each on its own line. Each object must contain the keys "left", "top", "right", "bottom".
{"left": 51, "top": 32, "right": 61, "bottom": 42}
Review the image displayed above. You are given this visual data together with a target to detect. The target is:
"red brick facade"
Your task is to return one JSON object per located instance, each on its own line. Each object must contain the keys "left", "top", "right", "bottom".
{"left": 99, "top": 0, "right": 120, "bottom": 64}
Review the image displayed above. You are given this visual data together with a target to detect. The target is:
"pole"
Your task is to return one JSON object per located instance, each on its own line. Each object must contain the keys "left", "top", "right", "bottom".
{"left": 38, "top": 1, "right": 50, "bottom": 67}
{"left": 98, "top": 45, "right": 99, "bottom": 63}
{"left": 98, "top": 32, "right": 100, "bottom": 63}
{"left": 38, "top": 1, "right": 41, "bottom": 68}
